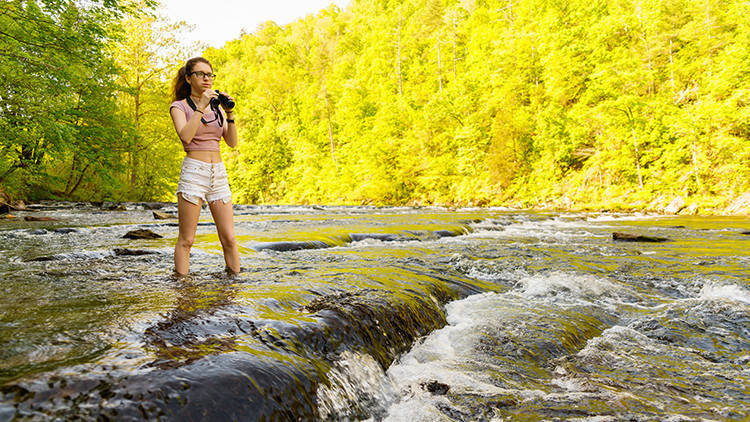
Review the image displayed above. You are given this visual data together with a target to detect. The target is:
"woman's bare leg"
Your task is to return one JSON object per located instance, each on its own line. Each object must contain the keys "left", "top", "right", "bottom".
{"left": 209, "top": 199, "right": 240, "bottom": 273}
{"left": 175, "top": 194, "right": 202, "bottom": 275}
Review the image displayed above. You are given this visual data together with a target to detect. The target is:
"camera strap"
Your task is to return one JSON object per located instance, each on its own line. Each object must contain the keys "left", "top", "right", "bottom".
{"left": 186, "top": 97, "right": 223, "bottom": 127}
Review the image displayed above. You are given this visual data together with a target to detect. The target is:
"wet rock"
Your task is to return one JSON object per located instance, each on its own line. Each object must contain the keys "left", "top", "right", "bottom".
{"left": 153, "top": 211, "right": 177, "bottom": 220}
{"left": 422, "top": 380, "right": 450, "bottom": 395}
{"left": 123, "top": 229, "right": 162, "bottom": 239}
{"left": 434, "top": 229, "right": 462, "bottom": 238}
{"left": 665, "top": 196, "right": 686, "bottom": 215}
{"left": 55, "top": 228, "right": 79, "bottom": 234}
{"left": 28, "top": 255, "right": 56, "bottom": 261}
{"left": 350, "top": 233, "right": 398, "bottom": 242}
{"left": 165, "top": 222, "right": 214, "bottom": 227}
{"left": 251, "top": 240, "right": 330, "bottom": 252}
{"left": 24, "top": 216, "right": 60, "bottom": 222}
{"left": 613, "top": 232, "right": 670, "bottom": 243}
{"left": 741, "top": 231, "right": 750, "bottom": 235}
{"left": 141, "top": 203, "right": 165, "bottom": 210}
{"left": 102, "top": 202, "right": 127, "bottom": 211}
{"left": 0, "top": 202, "right": 10, "bottom": 214}
{"left": 114, "top": 248, "right": 158, "bottom": 256}
{"left": 28, "top": 229, "right": 48, "bottom": 235}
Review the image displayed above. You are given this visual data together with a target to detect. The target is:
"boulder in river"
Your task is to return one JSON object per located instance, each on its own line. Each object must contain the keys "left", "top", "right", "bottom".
{"left": 613, "top": 232, "right": 670, "bottom": 243}
{"left": 24, "top": 216, "right": 60, "bottom": 222}
{"left": 153, "top": 211, "right": 177, "bottom": 220}
{"left": 123, "top": 229, "right": 163, "bottom": 239}
{"left": 421, "top": 380, "right": 450, "bottom": 395}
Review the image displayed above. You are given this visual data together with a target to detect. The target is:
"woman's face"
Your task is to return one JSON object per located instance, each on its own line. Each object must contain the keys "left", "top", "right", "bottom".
{"left": 186, "top": 62, "right": 214, "bottom": 94}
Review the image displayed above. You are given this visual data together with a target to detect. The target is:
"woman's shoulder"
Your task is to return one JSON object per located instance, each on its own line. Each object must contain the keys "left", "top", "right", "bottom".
{"left": 170, "top": 99, "right": 189, "bottom": 111}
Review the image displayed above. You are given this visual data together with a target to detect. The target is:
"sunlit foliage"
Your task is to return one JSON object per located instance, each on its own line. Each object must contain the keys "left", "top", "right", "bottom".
{"left": 2, "top": 0, "right": 749, "bottom": 210}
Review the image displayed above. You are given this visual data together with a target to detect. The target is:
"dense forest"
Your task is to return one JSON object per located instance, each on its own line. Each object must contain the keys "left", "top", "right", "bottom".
{"left": 2, "top": 0, "right": 750, "bottom": 213}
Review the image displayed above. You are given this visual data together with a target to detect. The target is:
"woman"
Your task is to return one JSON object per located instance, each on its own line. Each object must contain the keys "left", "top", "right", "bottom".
{"left": 170, "top": 57, "right": 239, "bottom": 275}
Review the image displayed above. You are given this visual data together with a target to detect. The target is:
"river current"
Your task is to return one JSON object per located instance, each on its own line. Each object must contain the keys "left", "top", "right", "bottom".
{"left": 0, "top": 203, "right": 748, "bottom": 421}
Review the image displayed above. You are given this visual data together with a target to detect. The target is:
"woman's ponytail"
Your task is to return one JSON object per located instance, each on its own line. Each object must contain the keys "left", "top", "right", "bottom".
{"left": 172, "top": 57, "right": 213, "bottom": 102}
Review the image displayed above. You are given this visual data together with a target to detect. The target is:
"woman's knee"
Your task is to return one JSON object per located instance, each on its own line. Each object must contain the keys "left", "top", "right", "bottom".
{"left": 176, "top": 235, "right": 195, "bottom": 249}
{"left": 218, "top": 233, "right": 237, "bottom": 250}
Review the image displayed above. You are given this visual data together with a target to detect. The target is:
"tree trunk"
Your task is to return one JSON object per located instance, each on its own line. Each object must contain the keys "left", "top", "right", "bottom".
{"left": 437, "top": 31, "right": 442, "bottom": 93}
{"left": 691, "top": 136, "right": 702, "bottom": 190}
{"left": 631, "top": 128, "right": 644, "bottom": 190}
{"left": 397, "top": 11, "right": 403, "bottom": 96}
{"left": 322, "top": 73, "right": 338, "bottom": 172}
{"left": 452, "top": 17, "right": 457, "bottom": 79}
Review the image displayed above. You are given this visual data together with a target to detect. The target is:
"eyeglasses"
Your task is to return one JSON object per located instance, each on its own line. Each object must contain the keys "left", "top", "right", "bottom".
{"left": 191, "top": 71, "right": 216, "bottom": 80}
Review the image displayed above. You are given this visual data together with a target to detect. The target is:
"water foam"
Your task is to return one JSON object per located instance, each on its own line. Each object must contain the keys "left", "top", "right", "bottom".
{"left": 517, "top": 271, "right": 624, "bottom": 307}
{"left": 316, "top": 351, "right": 398, "bottom": 420}
{"left": 699, "top": 282, "right": 750, "bottom": 305}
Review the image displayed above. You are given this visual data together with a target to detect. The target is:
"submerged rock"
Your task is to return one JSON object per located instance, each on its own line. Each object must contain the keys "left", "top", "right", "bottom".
{"left": 123, "top": 229, "right": 163, "bottom": 239}
{"left": 252, "top": 240, "right": 330, "bottom": 252}
{"left": 613, "top": 232, "right": 670, "bottom": 243}
{"left": 114, "top": 248, "right": 158, "bottom": 256}
{"left": 54, "top": 228, "right": 79, "bottom": 234}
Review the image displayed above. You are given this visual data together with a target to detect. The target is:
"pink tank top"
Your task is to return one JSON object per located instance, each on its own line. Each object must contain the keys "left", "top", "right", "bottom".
{"left": 170, "top": 100, "right": 228, "bottom": 152}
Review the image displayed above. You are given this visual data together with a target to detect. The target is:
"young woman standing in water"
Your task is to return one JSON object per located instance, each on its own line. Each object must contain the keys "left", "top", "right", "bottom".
{"left": 170, "top": 57, "right": 239, "bottom": 275}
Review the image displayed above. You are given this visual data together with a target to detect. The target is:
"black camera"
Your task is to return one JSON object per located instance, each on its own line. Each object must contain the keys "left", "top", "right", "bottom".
{"left": 210, "top": 90, "right": 235, "bottom": 109}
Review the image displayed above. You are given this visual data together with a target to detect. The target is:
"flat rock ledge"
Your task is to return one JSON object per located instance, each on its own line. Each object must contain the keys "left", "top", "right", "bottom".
{"left": 613, "top": 232, "right": 670, "bottom": 243}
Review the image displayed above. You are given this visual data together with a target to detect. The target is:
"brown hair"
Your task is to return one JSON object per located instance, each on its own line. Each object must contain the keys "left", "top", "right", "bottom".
{"left": 172, "top": 57, "right": 213, "bottom": 101}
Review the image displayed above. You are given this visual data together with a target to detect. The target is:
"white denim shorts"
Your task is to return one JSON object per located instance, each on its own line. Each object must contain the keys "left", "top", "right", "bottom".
{"left": 176, "top": 157, "right": 232, "bottom": 205}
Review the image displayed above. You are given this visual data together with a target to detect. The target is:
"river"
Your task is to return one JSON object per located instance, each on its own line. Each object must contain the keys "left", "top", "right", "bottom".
{"left": 0, "top": 203, "right": 748, "bottom": 421}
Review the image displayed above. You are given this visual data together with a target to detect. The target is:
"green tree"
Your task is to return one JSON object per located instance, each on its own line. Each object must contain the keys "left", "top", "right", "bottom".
{"left": 0, "top": 0, "right": 141, "bottom": 199}
{"left": 112, "top": 1, "right": 196, "bottom": 201}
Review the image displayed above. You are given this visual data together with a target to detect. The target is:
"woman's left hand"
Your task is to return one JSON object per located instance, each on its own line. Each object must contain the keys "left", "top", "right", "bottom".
{"left": 220, "top": 92, "right": 234, "bottom": 112}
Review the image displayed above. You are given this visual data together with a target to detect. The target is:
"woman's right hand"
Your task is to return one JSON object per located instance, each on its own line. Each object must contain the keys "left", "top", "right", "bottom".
{"left": 197, "top": 89, "right": 218, "bottom": 112}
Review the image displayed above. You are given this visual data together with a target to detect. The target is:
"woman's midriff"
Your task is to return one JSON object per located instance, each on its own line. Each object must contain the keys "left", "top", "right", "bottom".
{"left": 186, "top": 150, "right": 222, "bottom": 163}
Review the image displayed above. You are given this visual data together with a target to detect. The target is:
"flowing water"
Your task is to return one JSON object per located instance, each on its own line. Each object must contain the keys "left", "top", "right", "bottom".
{"left": 0, "top": 203, "right": 749, "bottom": 421}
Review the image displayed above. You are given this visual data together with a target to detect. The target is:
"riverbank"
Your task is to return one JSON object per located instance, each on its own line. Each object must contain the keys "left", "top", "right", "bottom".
{"left": 505, "top": 192, "right": 750, "bottom": 217}
{"left": 2, "top": 190, "right": 750, "bottom": 218}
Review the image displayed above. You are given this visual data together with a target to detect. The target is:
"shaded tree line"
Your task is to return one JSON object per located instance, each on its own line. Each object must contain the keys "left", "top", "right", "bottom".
{"left": 0, "top": 0, "right": 190, "bottom": 202}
